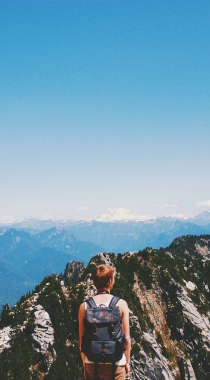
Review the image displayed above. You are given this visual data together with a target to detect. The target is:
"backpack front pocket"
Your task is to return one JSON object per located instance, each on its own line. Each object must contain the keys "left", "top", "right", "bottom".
{"left": 91, "top": 340, "right": 117, "bottom": 362}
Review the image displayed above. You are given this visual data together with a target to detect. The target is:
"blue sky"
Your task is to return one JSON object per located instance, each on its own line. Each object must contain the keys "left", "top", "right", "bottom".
{"left": 1, "top": 0, "right": 210, "bottom": 221}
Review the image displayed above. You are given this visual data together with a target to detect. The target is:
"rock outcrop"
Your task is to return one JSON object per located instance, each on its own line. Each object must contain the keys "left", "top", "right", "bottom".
{"left": 64, "top": 260, "right": 86, "bottom": 285}
{"left": 0, "top": 282, "right": 56, "bottom": 374}
{"left": 0, "top": 326, "right": 13, "bottom": 353}
{"left": 32, "top": 305, "right": 55, "bottom": 358}
{"left": 177, "top": 285, "right": 210, "bottom": 342}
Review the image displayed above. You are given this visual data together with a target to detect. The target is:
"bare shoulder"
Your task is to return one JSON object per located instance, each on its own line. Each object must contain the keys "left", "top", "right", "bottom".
{"left": 117, "top": 298, "right": 128, "bottom": 307}
{"left": 117, "top": 298, "right": 129, "bottom": 313}
{"left": 78, "top": 302, "right": 85, "bottom": 316}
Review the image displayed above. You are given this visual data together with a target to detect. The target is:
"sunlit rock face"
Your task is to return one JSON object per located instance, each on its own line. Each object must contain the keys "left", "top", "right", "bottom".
{"left": 0, "top": 326, "right": 13, "bottom": 353}
{"left": 0, "top": 281, "right": 57, "bottom": 377}
{"left": 32, "top": 305, "right": 54, "bottom": 353}
{"left": 177, "top": 286, "right": 210, "bottom": 342}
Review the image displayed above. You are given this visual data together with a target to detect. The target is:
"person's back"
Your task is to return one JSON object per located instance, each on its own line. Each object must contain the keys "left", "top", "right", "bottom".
{"left": 78, "top": 264, "right": 131, "bottom": 380}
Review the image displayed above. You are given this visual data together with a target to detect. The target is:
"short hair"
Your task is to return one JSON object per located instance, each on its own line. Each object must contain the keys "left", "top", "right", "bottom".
{"left": 92, "top": 264, "right": 115, "bottom": 290}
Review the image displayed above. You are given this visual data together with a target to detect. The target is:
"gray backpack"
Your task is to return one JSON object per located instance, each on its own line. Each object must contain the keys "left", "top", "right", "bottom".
{"left": 82, "top": 296, "right": 125, "bottom": 363}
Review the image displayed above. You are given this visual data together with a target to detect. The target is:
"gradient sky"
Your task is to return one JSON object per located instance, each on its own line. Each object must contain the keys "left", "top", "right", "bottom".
{"left": 1, "top": 0, "right": 210, "bottom": 222}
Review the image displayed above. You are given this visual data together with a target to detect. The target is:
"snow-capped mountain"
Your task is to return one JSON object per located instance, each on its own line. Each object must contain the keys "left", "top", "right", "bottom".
{"left": 1, "top": 208, "right": 210, "bottom": 229}
{"left": 189, "top": 209, "right": 210, "bottom": 226}
{"left": 86, "top": 207, "right": 155, "bottom": 222}
{"left": 86, "top": 208, "right": 192, "bottom": 223}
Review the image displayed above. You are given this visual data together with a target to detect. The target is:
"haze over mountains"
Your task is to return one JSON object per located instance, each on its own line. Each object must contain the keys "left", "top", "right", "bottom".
{"left": 1, "top": 208, "right": 210, "bottom": 308}
{"left": 1, "top": 207, "right": 210, "bottom": 228}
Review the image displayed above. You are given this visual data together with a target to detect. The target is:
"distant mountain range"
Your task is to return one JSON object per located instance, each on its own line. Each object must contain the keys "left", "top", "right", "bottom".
{"left": 0, "top": 228, "right": 104, "bottom": 308}
{"left": 1, "top": 207, "right": 210, "bottom": 229}
{"left": 1, "top": 208, "right": 210, "bottom": 308}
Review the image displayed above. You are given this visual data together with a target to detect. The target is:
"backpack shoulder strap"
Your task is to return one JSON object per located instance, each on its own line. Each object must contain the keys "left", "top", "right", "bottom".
{"left": 109, "top": 296, "right": 121, "bottom": 308}
{"left": 86, "top": 297, "right": 97, "bottom": 309}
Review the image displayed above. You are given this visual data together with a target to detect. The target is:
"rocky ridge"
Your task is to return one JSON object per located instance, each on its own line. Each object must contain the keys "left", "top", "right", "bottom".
{"left": 0, "top": 235, "right": 210, "bottom": 379}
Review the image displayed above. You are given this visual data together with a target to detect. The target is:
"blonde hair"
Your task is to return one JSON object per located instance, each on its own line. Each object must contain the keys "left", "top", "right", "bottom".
{"left": 92, "top": 264, "right": 115, "bottom": 290}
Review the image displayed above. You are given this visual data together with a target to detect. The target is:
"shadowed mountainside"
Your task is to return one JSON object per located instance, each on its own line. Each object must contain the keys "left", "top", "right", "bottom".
{"left": 0, "top": 228, "right": 104, "bottom": 307}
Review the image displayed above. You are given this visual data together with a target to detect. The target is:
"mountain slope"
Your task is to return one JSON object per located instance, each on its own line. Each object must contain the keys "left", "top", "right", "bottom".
{"left": 65, "top": 219, "right": 210, "bottom": 252}
{"left": 0, "top": 234, "right": 210, "bottom": 379}
{"left": 115, "top": 221, "right": 208, "bottom": 252}
{"left": 0, "top": 229, "right": 41, "bottom": 259}
{"left": 0, "top": 227, "right": 104, "bottom": 266}
{"left": 0, "top": 257, "right": 31, "bottom": 307}
{"left": 190, "top": 210, "right": 210, "bottom": 226}
{"left": 34, "top": 227, "right": 105, "bottom": 262}
{"left": 0, "top": 228, "right": 104, "bottom": 308}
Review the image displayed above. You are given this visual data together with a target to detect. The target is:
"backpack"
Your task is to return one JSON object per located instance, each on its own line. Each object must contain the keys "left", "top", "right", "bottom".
{"left": 82, "top": 296, "right": 125, "bottom": 363}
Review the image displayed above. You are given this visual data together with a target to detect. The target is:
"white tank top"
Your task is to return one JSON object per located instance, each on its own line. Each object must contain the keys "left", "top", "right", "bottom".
{"left": 85, "top": 299, "right": 126, "bottom": 365}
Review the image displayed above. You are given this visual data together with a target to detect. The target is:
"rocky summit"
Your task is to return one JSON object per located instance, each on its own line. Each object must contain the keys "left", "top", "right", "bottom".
{"left": 0, "top": 234, "right": 210, "bottom": 379}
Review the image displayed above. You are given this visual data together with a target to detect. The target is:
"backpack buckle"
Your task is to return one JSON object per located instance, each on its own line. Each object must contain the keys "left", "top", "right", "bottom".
{"left": 110, "top": 322, "right": 115, "bottom": 335}
{"left": 101, "top": 353, "right": 106, "bottom": 362}
{"left": 101, "top": 342, "right": 106, "bottom": 362}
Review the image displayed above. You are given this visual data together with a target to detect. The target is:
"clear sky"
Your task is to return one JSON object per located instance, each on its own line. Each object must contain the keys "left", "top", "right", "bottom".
{"left": 1, "top": 0, "right": 210, "bottom": 222}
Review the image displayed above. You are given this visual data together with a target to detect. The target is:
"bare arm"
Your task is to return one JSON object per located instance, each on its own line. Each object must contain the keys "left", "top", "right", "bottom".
{"left": 78, "top": 302, "right": 86, "bottom": 366}
{"left": 119, "top": 300, "right": 131, "bottom": 375}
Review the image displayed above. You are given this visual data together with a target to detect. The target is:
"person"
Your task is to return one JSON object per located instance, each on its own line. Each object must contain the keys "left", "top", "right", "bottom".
{"left": 78, "top": 264, "right": 131, "bottom": 380}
